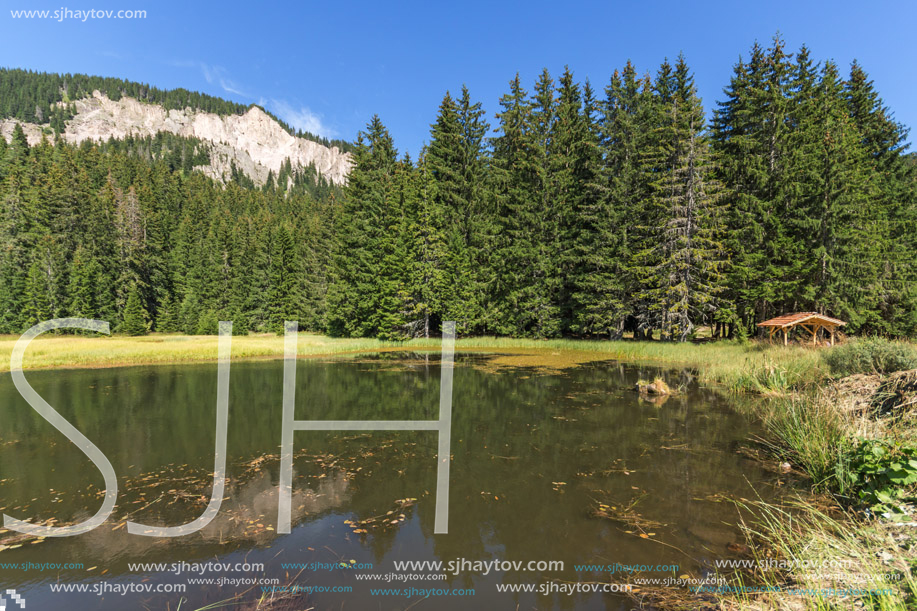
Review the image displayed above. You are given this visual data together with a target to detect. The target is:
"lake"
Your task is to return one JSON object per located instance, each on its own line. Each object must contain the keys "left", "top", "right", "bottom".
{"left": 0, "top": 352, "right": 788, "bottom": 610}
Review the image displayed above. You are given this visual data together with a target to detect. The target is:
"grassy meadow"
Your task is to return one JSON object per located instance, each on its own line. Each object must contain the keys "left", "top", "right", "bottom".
{"left": 0, "top": 331, "right": 397, "bottom": 373}
{"left": 0, "top": 331, "right": 827, "bottom": 394}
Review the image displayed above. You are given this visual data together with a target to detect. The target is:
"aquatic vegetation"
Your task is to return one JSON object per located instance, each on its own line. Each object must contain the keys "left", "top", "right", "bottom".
{"left": 752, "top": 393, "right": 853, "bottom": 493}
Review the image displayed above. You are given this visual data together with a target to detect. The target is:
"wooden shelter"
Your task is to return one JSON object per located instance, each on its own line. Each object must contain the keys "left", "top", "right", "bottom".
{"left": 757, "top": 312, "right": 846, "bottom": 346}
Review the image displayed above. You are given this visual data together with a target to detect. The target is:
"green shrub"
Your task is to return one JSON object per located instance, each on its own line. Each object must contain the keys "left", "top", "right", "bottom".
{"left": 822, "top": 337, "right": 917, "bottom": 377}
{"left": 844, "top": 439, "right": 917, "bottom": 518}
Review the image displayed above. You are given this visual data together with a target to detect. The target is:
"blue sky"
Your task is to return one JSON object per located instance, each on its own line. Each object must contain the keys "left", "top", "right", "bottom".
{"left": 1, "top": 0, "right": 915, "bottom": 156}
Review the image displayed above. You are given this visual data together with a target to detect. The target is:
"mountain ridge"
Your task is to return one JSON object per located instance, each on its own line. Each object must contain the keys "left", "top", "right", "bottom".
{"left": 0, "top": 68, "right": 352, "bottom": 186}
{"left": 0, "top": 91, "right": 352, "bottom": 186}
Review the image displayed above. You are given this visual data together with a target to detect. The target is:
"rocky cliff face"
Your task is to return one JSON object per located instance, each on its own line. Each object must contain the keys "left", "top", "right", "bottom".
{"left": 0, "top": 91, "right": 352, "bottom": 185}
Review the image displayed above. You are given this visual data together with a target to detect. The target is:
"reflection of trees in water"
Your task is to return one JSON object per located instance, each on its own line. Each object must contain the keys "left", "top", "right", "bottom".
{"left": 0, "top": 354, "right": 784, "bottom": 597}
{"left": 202, "top": 469, "right": 350, "bottom": 543}
{"left": 72, "top": 469, "right": 352, "bottom": 560}
{"left": 399, "top": 358, "right": 783, "bottom": 591}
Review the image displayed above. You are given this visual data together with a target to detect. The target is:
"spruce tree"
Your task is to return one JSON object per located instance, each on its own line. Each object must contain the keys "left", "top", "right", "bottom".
{"left": 845, "top": 62, "right": 917, "bottom": 335}
{"left": 327, "top": 116, "right": 406, "bottom": 339}
{"left": 68, "top": 246, "right": 100, "bottom": 318}
{"left": 425, "top": 86, "right": 491, "bottom": 334}
{"left": 268, "top": 224, "right": 302, "bottom": 334}
{"left": 121, "top": 284, "right": 149, "bottom": 336}
{"left": 794, "top": 60, "right": 878, "bottom": 328}
{"left": 640, "top": 56, "right": 727, "bottom": 341}
{"left": 491, "top": 70, "right": 564, "bottom": 338}
{"left": 490, "top": 74, "right": 535, "bottom": 336}
{"left": 24, "top": 258, "right": 51, "bottom": 326}
{"left": 713, "top": 37, "right": 798, "bottom": 332}
{"left": 574, "top": 63, "right": 648, "bottom": 338}
{"left": 399, "top": 150, "right": 447, "bottom": 337}
{"left": 156, "top": 293, "right": 178, "bottom": 332}
{"left": 550, "top": 67, "right": 592, "bottom": 332}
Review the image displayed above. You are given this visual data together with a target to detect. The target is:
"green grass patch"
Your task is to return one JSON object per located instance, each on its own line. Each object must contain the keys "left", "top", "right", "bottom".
{"left": 727, "top": 498, "right": 917, "bottom": 611}
{"left": 753, "top": 393, "right": 854, "bottom": 492}
{"left": 0, "top": 333, "right": 829, "bottom": 391}
{"left": 823, "top": 337, "right": 917, "bottom": 377}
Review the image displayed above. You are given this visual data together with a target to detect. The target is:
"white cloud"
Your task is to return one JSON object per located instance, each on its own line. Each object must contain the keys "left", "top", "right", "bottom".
{"left": 168, "top": 61, "right": 335, "bottom": 138}
{"left": 171, "top": 60, "right": 246, "bottom": 97}
{"left": 200, "top": 63, "right": 245, "bottom": 96}
{"left": 268, "top": 98, "right": 335, "bottom": 138}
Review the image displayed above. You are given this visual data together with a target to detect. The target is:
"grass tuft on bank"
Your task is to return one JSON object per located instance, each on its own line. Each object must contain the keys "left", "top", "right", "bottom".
{"left": 724, "top": 499, "right": 917, "bottom": 611}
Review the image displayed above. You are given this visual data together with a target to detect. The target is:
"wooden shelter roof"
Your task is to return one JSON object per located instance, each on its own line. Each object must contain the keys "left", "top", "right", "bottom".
{"left": 757, "top": 312, "right": 847, "bottom": 328}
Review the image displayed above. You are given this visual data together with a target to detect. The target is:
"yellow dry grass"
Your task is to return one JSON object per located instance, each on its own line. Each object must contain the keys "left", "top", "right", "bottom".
{"left": 0, "top": 332, "right": 828, "bottom": 395}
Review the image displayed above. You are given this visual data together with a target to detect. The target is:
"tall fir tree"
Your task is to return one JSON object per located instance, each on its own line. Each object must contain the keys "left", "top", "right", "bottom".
{"left": 268, "top": 224, "right": 302, "bottom": 334}
{"left": 425, "top": 86, "right": 491, "bottom": 334}
{"left": 121, "top": 284, "right": 149, "bottom": 336}
{"left": 637, "top": 56, "right": 727, "bottom": 341}
{"left": 327, "top": 115, "right": 408, "bottom": 339}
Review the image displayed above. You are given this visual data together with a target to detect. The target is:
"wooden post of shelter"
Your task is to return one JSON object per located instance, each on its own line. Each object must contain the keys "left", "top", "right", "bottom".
{"left": 756, "top": 312, "right": 846, "bottom": 347}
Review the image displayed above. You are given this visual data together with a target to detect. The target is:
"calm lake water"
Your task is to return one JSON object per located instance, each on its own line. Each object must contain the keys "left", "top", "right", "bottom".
{"left": 0, "top": 352, "right": 787, "bottom": 610}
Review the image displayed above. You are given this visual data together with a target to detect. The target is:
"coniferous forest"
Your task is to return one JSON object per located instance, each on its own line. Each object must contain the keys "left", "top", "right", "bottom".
{"left": 1, "top": 37, "right": 915, "bottom": 341}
